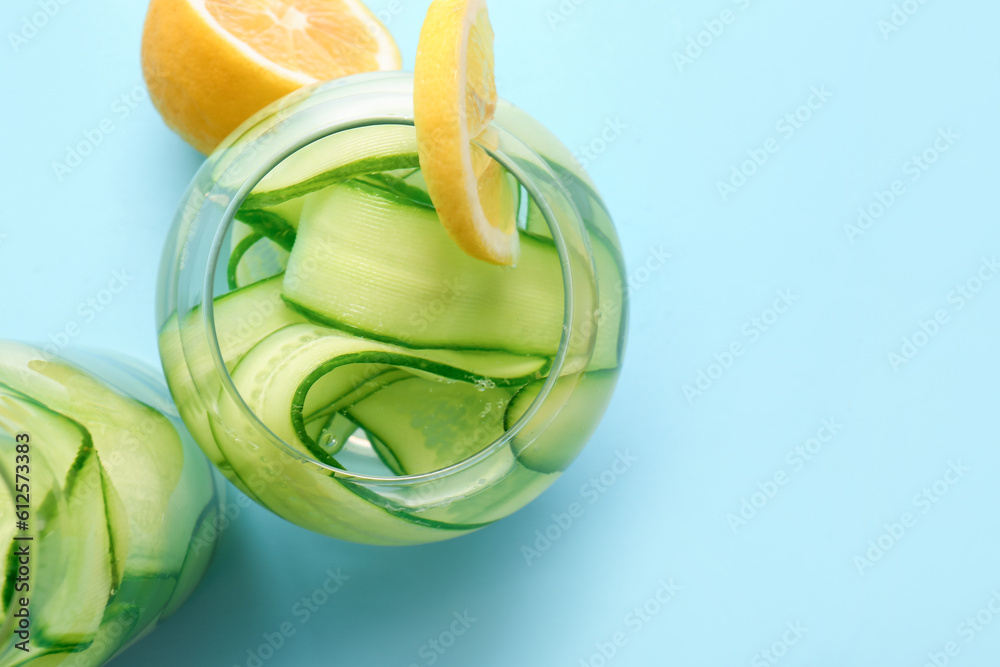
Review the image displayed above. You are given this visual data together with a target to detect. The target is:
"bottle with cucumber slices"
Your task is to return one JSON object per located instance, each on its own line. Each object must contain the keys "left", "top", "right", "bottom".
{"left": 156, "top": 1, "right": 627, "bottom": 546}
{"left": 0, "top": 342, "right": 223, "bottom": 666}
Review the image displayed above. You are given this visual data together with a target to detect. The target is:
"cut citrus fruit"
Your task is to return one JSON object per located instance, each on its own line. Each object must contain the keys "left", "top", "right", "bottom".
{"left": 414, "top": 0, "right": 520, "bottom": 266}
{"left": 142, "top": 0, "right": 401, "bottom": 154}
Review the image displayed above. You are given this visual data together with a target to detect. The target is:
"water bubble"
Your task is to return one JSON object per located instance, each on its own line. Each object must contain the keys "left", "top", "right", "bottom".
{"left": 319, "top": 432, "right": 337, "bottom": 451}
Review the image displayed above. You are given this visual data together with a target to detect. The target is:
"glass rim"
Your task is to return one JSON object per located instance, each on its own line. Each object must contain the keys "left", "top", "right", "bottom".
{"left": 199, "top": 94, "right": 588, "bottom": 486}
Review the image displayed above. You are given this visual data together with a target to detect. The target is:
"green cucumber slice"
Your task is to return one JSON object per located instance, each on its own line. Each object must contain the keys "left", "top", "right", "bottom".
{"left": 227, "top": 195, "right": 309, "bottom": 288}
{"left": 206, "top": 407, "right": 484, "bottom": 545}
{"left": 346, "top": 376, "right": 514, "bottom": 475}
{"left": 226, "top": 232, "right": 291, "bottom": 291}
{"left": 353, "top": 172, "right": 434, "bottom": 209}
{"left": 0, "top": 435, "right": 32, "bottom": 627}
{"left": 228, "top": 199, "right": 304, "bottom": 280}
{"left": 402, "top": 167, "right": 427, "bottom": 190}
{"left": 523, "top": 190, "right": 626, "bottom": 371}
{"left": 303, "top": 368, "right": 410, "bottom": 430}
{"left": 158, "top": 275, "right": 307, "bottom": 469}
{"left": 362, "top": 428, "right": 406, "bottom": 476}
{"left": 227, "top": 232, "right": 265, "bottom": 290}
{"left": 32, "top": 445, "right": 112, "bottom": 649}
{"left": 100, "top": 461, "right": 129, "bottom": 591}
{"left": 0, "top": 389, "right": 89, "bottom": 494}
{"left": 160, "top": 275, "right": 306, "bottom": 382}
{"left": 406, "top": 461, "right": 554, "bottom": 527}
{"left": 56, "top": 602, "right": 143, "bottom": 667}
{"left": 221, "top": 322, "right": 544, "bottom": 465}
{"left": 15, "top": 650, "right": 79, "bottom": 666}
{"left": 101, "top": 573, "right": 178, "bottom": 648}
{"left": 0, "top": 475, "right": 14, "bottom": 622}
{"left": 233, "top": 210, "right": 298, "bottom": 251}
{"left": 160, "top": 468, "right": 222, "bottom": 619}
{"left": 302, "top": 370, "right": 410, "bottom": 463}
{"left": 282, "top": 181, "right": 566, "bottom": 356}
{"left": 588, "top": 236, "right": 628, "bottom": 370}
{"left": 0, "top": 343, "right": 224, "bottom": 664}
{"left": 0, "top": 344, "right": 183, "bottom": 577}
{"left": 242, "top": 125, "right": 419, "bottom": 210}
{"left": 504, "top": 370, "right": 620, "bottom": 474}
{"left": 237, "top": 197, "right": 308, "bottom": 255}
{"left": 355, "top": 166, "right": 520, "bottom": 215}
{"left": 211, "top": 322, "right": 543, "bottom": 535}
{"left": 0, "top": 393, "right": 129, "bottom": 600}
{"left": 0, "top": 425, "right": 74, "bottom": 654}
{"left": 0, "top": 392, "right": 129, "bottom": 635}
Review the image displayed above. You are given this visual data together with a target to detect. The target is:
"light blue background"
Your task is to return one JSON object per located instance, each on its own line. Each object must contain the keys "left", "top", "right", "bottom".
{"left": 3, "top": 0, "right": 1000, "bottom": 665}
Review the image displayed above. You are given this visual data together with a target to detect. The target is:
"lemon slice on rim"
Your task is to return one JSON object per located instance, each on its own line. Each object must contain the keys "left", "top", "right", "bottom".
{"left": 414, "top": 0, "right": 520, "bottom": 266}
{"left": 142, "top": 0, "right": 401, "bottom": 154}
